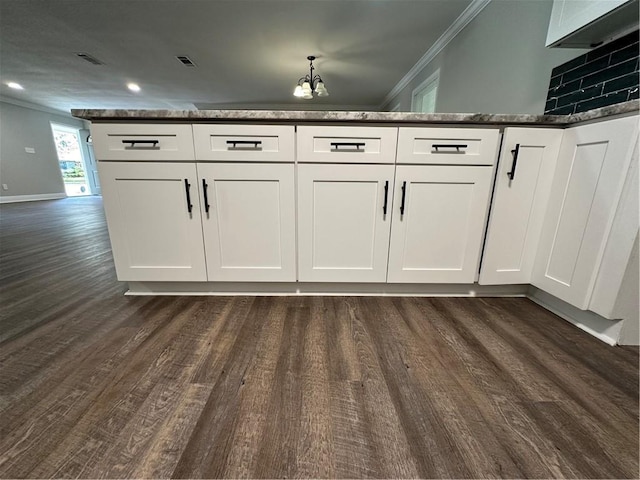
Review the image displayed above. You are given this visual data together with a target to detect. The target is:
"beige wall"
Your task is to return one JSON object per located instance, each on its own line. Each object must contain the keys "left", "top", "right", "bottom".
{"left": 0, "top": 100, "right": 87, "bottom": 198}
{"left": 384, "top": 0, "right": 588, "bottom": 114}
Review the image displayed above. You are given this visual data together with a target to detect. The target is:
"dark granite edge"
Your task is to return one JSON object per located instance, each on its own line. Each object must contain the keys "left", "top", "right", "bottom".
{"left": 71, "top": 100, "right": 638, "bottom": 125}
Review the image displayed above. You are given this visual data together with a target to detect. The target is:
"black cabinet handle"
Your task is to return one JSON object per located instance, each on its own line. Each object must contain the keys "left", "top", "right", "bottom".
{"left": 184, "top": 179, "right": 193, "bottom": 214}
{"left": 507, "top": 143, "right": 520, "bottom": 180}
{"left": 432, "top": 143, "right": 467, "bottom": 152}
{"left": 226, "top": 140, "right": 262, "bottom": 150}
{"left": 400, "top": 181, "right": 407, "bottom": 215}
{"left": 122, "top": 139, "right": 159, "bottom": 148}
{"left": 330, "top": 142, "right": 365, "bottom": 151}
{"left": 202, "top": 179, "right": 210, "bottom": 213}
{"left": 383, "top": 180, "right": 389, "bottom": 215}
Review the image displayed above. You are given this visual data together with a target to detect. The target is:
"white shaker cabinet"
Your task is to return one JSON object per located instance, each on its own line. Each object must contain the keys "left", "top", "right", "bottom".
{"left": 388, "top": 127, "right": 499, "bottom": 284}
{"left": 589, "top": 140, "right": 638, "bottom": 319}
{"left": 297, "top": 164, "right": 395, "bottom": 282}
{"left": 91, "top": 123, "right": 195, "bottom": 161}
{"left": 532, "top": 115, "right": 639, "bottom": 310}
{"left": 197, "top": 163, "right": 296, "bottom": 282}
{"left": 296, "top": 126, "right": 397, "bottom": 283}
{"left": 480, "top": 128, "right": 563, "bottom": 285}
{"left": 387, "top": 165, "right": 494, "bottom": 283}
{"left": 545, "top": 0, "right": 633, "bottom": 47}
{"left": 98, "top": 161, "right": 207, "bottom": 281}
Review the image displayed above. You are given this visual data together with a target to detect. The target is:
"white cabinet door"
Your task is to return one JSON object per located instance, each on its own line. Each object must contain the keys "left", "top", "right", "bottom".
{"left": 98, "top": 162, "right": 207, "bottom": 281}
{"left": 480, "top": 128, "right": 563, "bottom": 285}
{"left": 589, "top": 141, "right": 638, "bottom": 319}
{"left": 545, "top": 0, "right": 629, "bottom": 47}
{"left": 197, "top": 163, "right": 296, "bottom": 282}
{"left": 532, "top": 115, "right": 639, "bottom": 309}
{"left": 387, "top": 165, "right": 493, "bottom": 283}
{"left": 297, "top": 164, "right": 395, "bottom": 282}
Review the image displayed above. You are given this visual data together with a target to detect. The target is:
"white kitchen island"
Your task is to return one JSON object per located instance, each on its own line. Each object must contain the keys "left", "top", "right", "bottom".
{"left": 73, "top": 101, "right": 639, "bottom": 345}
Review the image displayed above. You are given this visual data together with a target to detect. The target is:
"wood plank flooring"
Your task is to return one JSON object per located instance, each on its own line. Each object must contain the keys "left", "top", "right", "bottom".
{"left": 0, "top": 197, "right": 638, "bottom": 478}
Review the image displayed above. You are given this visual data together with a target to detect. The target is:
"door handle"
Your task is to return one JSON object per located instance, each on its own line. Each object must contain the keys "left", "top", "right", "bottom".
{"left": 184, "top": 179, "right": 193, "bottom": 214}
{"left": 383, "top": 180, "right": 389, "bottom": 215}
{"left": 400, "top": 181, "right": 407, "bottom": 215}
{"left": 202, "top": 179, "right": 210, "bottom": 213}
{"left": 507, "top": 143, "right": 520, "bottom": 180}
{"left": 226, "top": 140, "right": 262, "bottom": 150}
{"left": 432, "top": 143, "right": 467, "bottom": 152}
{"left": 122, "top": 139, "right": 159, "bottom": 148}
{"left": 330, "top": 142, "right": 365, "bottom": 151}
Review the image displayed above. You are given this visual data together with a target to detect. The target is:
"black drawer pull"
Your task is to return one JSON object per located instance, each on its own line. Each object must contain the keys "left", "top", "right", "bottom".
{"left": 330, "top": 142, "right": 365, "bottom": 151}
{"left": 226, "top": 140, "right": 262, "bottom": 150}
{"left": 383, "top": 180, "right": 389, "bottom": 215}
{"left": 202, "top": 179, "right": 210, "bottom": 214}
{"left": 184, "top": 179, "right": 193, "bottom": 214}
{"left": 400, "top": 181, "right": 407, "bottom": 216}
{"left": 507, "top": 143, "right": 520, "bottom": 180}
{"left": 122, "top": 139, "right": 159, "bottom": 148}
{"left": 432, "top": 143, "right": 467, "bottom": 152}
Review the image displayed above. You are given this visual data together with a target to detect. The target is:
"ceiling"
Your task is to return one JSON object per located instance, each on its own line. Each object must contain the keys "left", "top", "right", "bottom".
{"left": 0, "top": 0, "right": 473, "bottom": 113}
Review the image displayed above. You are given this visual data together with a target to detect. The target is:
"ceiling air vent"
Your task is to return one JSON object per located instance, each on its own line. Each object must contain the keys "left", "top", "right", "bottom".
{"left": 76, "top": 53, "right": 104, "bottom": 65}
{"left": 176, "top": 56, "right": 196, "bottom": 67}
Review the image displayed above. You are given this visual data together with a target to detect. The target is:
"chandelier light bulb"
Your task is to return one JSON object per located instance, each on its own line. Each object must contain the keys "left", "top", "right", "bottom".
{"left": 293, "top": 85, "right": 304, "bottom": 97}
{"left": 315, "top": 81, "right": 329, "bottom": 97}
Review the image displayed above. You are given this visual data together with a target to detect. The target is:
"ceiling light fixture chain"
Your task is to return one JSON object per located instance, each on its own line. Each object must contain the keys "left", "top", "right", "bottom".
{"left": 293, "top": 55, "right": 329, "bottom": 99}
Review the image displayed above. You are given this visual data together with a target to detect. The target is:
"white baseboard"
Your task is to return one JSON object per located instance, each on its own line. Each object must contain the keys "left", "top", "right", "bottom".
{"left": 527, "top": 287, "right": 623, "bottom": 346}
{"left": 0, "top": 193, "right": 66, "bottom": 204}
{"left": 126, "top": 281, "right": 529, "bottom": 297}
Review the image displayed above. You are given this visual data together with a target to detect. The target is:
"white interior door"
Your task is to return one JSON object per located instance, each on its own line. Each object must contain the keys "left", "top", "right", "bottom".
{"left": 81, "top": 129, "right": 101, "bottom": 195}
{"left": 98, "top": 162, "right": 207, "bottom": 281}
{"left": 387, "top": 165, "right": 493, "bottom": 283}
{"left": 297, "top": 164, "right": 395, "bottom": 282}
{"left": 197, "top": 163, "right": 296, "bottom": 281}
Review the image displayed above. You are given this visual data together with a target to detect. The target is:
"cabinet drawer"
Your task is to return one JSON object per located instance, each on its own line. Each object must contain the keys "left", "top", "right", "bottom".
{"left": 91, "top": 123, "right": 195, "bottom": 161}
{"left": 397, "top": 127, "right": 500, "bottom": 165}
{"left": 297, "top": 126, "right": 397, "bottom": 164}
{"left": 193, "top": 125, "right": 294, "bottom": 161}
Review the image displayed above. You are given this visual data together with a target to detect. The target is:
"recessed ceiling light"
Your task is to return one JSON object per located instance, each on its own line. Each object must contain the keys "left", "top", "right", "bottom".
{"left": 127, "top": 83, "right": 141, "bottom": 92}
{"left": 7, "top": 82, "right": 23, "bottom": 90}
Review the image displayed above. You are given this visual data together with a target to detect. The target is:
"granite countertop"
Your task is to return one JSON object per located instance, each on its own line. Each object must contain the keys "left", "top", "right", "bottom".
{"left": 71, "top": 100, "right": 638, "bottom": 125}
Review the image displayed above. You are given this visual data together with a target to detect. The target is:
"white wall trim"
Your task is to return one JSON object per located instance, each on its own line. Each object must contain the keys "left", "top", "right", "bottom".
{"left": 527, "top": 287, "right": 623, "bottom": 346}
{"left": 380, "top": 0, "right": 492, "bottom": 109}
{"left": 0, "top": 193, "right": 66, "bottom": 204}
{"left": 0, "top": 96, "right": 80, "bottom": 118}
{"left": 126, "top": 281, "right": 529, "bottom": 297}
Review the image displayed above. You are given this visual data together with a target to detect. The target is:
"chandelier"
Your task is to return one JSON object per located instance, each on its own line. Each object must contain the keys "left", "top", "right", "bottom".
{"left": 293, "top": 56, "right": 329, "bottom": 99}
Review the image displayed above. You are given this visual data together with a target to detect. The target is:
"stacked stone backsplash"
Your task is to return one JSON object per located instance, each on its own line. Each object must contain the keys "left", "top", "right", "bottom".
{"left": 545, "top": 30, "right": 639, "bottom": 115}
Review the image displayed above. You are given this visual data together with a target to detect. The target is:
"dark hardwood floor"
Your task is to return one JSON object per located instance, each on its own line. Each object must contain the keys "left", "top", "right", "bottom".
{"left": 0, "top": 197, "right": 638, "bottom": 479}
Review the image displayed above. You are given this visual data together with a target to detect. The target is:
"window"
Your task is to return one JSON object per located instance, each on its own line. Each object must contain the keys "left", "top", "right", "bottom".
{"left": 411, "top": 70, "right": 440, "bottom": 113}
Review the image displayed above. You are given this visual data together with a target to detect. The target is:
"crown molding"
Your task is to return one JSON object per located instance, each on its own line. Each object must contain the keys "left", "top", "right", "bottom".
{"left": 380, "top": 0, "right": 492, "bottom": 109}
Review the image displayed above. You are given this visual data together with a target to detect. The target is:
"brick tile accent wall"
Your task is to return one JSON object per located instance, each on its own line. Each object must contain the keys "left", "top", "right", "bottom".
{"left": 545, "top": 30, "right": 639, "bottom": 114}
